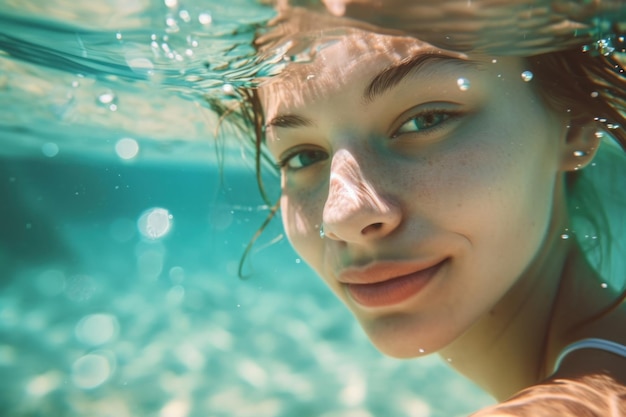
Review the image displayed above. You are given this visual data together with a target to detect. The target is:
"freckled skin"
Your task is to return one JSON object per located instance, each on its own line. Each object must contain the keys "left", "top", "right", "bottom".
{"left": 259, "top": 30, "right": 624, "bottom": 400}
{"left": 264, "top": 32, "right": 563, "bottom": 351}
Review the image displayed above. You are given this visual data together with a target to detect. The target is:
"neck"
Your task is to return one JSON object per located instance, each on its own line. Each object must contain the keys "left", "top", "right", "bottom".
{"left": 438, "top": 229, "right": 572, "bottom": 401}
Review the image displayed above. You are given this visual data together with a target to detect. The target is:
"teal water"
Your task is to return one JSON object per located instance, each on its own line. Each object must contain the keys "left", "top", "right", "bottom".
{"left": 0, "top": 1, "right": 493, "bottom": 416}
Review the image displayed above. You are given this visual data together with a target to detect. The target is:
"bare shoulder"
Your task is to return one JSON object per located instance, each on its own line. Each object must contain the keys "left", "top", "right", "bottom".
{"left": 470, "top": 373, "right": 626, "bottom": 417}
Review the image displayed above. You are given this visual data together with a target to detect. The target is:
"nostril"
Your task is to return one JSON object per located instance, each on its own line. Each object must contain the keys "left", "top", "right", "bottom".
{"left": 362, "top": 222, "right": 383, "bottom": 235}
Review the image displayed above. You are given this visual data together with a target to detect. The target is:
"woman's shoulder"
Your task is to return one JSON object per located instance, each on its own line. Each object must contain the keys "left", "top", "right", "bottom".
{"left": 469, "top": 372, "right": 626, "bottom": 417}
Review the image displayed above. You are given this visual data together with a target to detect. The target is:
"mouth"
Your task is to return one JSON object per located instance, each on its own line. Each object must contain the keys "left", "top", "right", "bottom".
{"left": 340, "top": 259, "right": 446, "bottom": 308}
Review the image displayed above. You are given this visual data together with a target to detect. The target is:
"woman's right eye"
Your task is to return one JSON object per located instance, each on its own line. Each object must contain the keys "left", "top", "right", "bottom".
{"left": 277, "top": 149, "right": 329, "bottom": 171}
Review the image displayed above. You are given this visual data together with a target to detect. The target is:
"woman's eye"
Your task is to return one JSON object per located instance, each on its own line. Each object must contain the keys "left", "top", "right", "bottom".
{"left": 393, "top": 111, "right": 454, "bottom": 137}
{"left": 278, "top": 149, "right": 328, "bottom": 170}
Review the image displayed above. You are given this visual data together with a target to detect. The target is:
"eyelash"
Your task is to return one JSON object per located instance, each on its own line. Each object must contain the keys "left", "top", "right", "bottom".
{"left": 276, "top": 108, "right": 462, "bottom": 171}
{"left": 276, "top": 148, "right": 328, "bottom": 171}
{"left": 391, "top": 108, "right": 462, "bottom": 138}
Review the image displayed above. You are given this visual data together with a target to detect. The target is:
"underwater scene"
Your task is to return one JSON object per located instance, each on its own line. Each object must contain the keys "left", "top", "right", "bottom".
{"left": 1, "top": 0, "right": 512, "bottom": 416}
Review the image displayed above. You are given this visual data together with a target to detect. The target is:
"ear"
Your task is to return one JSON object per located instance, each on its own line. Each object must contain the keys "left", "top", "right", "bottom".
{"left": 560, "top": 124, "right": 602, "bottom": 172}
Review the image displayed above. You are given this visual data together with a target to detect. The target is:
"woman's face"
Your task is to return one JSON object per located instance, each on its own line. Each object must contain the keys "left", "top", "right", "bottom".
{"left": 260, "top": 31, "right": 574, "bottom": 358}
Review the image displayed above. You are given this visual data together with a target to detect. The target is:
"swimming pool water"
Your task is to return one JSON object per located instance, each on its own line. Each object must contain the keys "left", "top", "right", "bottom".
{"left": 0, "top": 1, "right": 494, "bottom": 415}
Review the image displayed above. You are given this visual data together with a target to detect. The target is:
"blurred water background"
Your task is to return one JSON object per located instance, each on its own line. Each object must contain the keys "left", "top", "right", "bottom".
{"left": 0, "top": 0, "right": 494, "bottom": 416}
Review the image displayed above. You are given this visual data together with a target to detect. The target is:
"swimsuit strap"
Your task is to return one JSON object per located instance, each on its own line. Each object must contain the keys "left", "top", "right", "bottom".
{"left": 554, "top": 338, "right": 626, "bottom": 372}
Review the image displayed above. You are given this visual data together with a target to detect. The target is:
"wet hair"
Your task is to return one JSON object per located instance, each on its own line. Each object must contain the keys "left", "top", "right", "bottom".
{"left": 206, "top": 26, "right": 626, "bottom": 322}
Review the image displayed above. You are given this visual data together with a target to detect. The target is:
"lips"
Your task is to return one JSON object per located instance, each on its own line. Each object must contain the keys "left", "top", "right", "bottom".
{"left": 338, "top": 260, "right": 445, "bottom": 308}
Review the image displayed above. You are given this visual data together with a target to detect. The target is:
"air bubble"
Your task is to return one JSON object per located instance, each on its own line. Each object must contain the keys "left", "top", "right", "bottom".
{"left": 597, "top": 38, "right": 615, "bottom": 56}
{"left": 75, "top": 314, "right": 119, "bottom": 346}
{"left": 457, "top": 78, "right": 470, "bottom": 91}
{"left": 573, "top": 150, "right": 586, "bottom": 157}
{"left": 601, "top": 283, "right": 608, "bottom": 289}
{"left": 198, "top": 12, "right": 212, "bottom": 25}
{"left": 560, "top": 234, "right": 569, "bottom": 239}
{"left": 41, "top": 142, "right": 59, "bottom": 157}
{"left": 418, "top": 348, "right": 425, "bottom": 353}
{"left": 222, "top": 84, "right": 235, "bottom": 95}
{"left": 594, "top": 131, "right": 605, "bottom": 139}
{"left": 138, "top": 207, "right": 173, "bottom": 240}
{"left": 72, "top": 353, "right": 112, "bottom": 389}
{"left": 164, "top": 0, "right": 178, "bottom": 7}
{"left": 179, "top": 10, "right": 191, "bottom": 22}
{"left": 590, "top": 91, "right": 599, "bottom": 98}
{"left": 169, "top": 266, "right": 185, "bottom": 284}
{"left": 520, "top": 70, "right": 534, "bottom": 82}
{"left": 96, "top": 89, "right": 118, "bottom": 111}
{"left": 115, "top": 138, "right": 139, "bottom": 160}
{"left": 115, "top": 32, "right": 122, "bottom": 40}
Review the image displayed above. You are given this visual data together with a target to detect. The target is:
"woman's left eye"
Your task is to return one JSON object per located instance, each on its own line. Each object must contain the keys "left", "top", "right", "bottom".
{"left": 392, "top": 111, "right": 456, "bottom": 137}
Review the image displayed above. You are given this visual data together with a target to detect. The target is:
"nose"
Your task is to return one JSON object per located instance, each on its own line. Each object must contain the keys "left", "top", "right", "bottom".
{"left": 322, "top": 149, "right": 402, "bottom": 242}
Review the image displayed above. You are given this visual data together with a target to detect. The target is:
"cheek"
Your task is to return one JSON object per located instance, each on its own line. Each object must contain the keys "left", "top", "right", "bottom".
{"left": 280, "top": 187, "right": 325, "bottom": 263}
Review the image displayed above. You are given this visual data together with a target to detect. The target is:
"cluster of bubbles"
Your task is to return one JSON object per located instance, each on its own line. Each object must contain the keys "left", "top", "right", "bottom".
{"left": 39, "top": 136, "right": 141, "bottom": 161}
{"left": 456, "top": 70, "right": 533, "bottom": 92}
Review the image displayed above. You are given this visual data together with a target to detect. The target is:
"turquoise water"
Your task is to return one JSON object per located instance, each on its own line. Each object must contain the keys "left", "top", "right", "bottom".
{"left": 0, "top": 1, "right": 494, "bottom": 416}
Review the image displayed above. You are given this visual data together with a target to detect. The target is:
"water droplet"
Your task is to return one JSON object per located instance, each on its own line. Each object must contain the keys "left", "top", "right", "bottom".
{"left": 41, "top": 142, "right": 59, "bottom": 157}
{"left": 597, "top": 38, "right": 615, "bottom": 56}
{"left": 26, "top": 372, "right": 62, "bottom": 397}
{"left": 126, "top": 57, "right": 154, "bottom": 72}
{"left": 75, "top": 314, "right": 118, "bottom": 346}
{"left": 138, "top": 207, "right": 173, "bottom": 240}
{"left": 167, "top": 285, "right": 185, "bottom": 305}
{"left": 115, "top": 138, "right": 139, "bottom": 160}
{"left": 222, "top": 83, "right": 235, "bottom": 95}
{"left": 418, "top": 348, "right": 425, "bottom": 353}
{"left": 169, "top": 266, "right": 185, "bottom": 284}
{"left": 179, "top": 9, "right": 191, "bottom": 22}
{"left": 600, "top": 283, "right": 608, "bottom": 289}
{"left": 520, "top": 70, "right": 534, "bottom": 82}
{"left": 198, "top": 12, "right": 212, "bottom": 25}
{"left": 457, "top": 78, "right": 470, "bottom": 91}
{"left": 72, "top": 353, "right": 112, "bottom": 389}
{"left": 96, "top": 89, "right": 118, "bottom": 111}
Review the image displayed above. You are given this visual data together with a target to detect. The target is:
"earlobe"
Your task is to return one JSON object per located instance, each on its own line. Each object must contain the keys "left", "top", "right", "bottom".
{"left": 560, "top": 124, "right": 602, "bottom": 172}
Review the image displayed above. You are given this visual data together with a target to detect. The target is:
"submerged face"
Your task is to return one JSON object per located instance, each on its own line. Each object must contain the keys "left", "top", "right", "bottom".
{"left": 260, "top": 30, "right": 576, "bottom": 358}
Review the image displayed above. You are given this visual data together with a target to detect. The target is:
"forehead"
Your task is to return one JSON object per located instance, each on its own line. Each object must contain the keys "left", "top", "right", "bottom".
{"left": 258, "top": 30, "right": 469, "bottom": 119}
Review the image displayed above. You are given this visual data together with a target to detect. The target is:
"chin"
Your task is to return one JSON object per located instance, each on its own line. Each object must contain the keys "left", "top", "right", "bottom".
{"left": 356, "top": 317, "right": 445, "bottom": 359}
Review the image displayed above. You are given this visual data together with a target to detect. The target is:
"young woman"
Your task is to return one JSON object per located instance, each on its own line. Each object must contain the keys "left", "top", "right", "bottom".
{"left": 216, "top": 1, "right": 626, "bottom": 414}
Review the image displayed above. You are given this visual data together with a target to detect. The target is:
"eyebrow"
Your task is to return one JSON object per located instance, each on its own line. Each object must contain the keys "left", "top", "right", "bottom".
{"left": 266, "top": 53, "right": 478, "bottom": 129}
{"left": 265, "top": 114, "right": 313, "bottom": 129}
{"left": 363, "top": 53, "right": 479, "bottom": 103}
